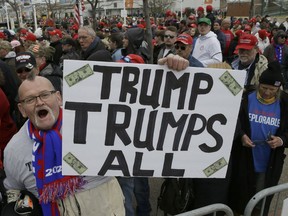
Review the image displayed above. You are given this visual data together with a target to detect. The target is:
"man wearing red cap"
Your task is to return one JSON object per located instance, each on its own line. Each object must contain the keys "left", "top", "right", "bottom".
{"left": 221, "top": 18, "right": 235, "bottom": 62}
{"left": 21, "top": 32, "right": 37, "bottom": 50}
{"left": 48, "top": 29, "right": 63, "bottom": 66}
{"left": 158, "top": 33, "right": 203, "bottom": 68}
{"left": 243, "top": 25, "right": 252, "bottom": 34}
{"left": 117, "top": 22, "right": 123, "bottom": 30}
{"left": 175, "top": 33, "right": 203, "bottom": 67}
{"left": 70, "top": 24, "right": 79, "bottom": 40}
{"left": 231, "top": 33, "right": 268, "bottom": 90}
{"left": 164, "top": 10, "right": 176, "bottom": 26}
{"left": 205, "top": 5, "right": 215, "bottom": 31}
{"left": 255, "top": 29, "right": 270, "bottom": 53}
{"left": 250, "top": 17, "right": 261, "bottom": 35}
{"left": 231, "top": 20, "right": 242, "bottom": 36}
{"left": 196, "top": 6, "right": 205, "bottom": 22}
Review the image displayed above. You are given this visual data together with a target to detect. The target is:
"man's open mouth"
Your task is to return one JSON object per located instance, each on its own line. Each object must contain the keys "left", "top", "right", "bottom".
{"left": 37, "top": 109, "right": 49, "bottom": 119}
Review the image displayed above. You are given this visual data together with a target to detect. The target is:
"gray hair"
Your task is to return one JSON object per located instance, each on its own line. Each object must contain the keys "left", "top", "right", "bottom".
{"left": 79, "top": 26, "right": 96, "bottom": 38}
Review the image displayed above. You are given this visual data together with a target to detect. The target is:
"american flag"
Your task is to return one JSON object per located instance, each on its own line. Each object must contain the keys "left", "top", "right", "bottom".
{"left": 74, "top": 0, "right": 85, "bottom": 26}
{"left": 73, "top": 3, "right": 80, "bottom": 25}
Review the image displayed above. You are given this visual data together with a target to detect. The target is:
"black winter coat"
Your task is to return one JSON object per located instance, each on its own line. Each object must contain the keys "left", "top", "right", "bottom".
{"left": 50, "top": 40, "right": 63, "bottom": 66}
{"left": 80, "top": 37, "right": 106, "bottom": 60}
{"left": 229, "top": 90, "right": 288, "bottom": 214}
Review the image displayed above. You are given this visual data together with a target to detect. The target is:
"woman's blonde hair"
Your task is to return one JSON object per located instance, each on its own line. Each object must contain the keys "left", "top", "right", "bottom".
{"left": 28, "top": 44, "right": 55, "bottom": 62}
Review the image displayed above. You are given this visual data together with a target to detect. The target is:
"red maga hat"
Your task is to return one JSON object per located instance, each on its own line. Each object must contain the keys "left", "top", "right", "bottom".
{"left": 258, "top": 29, "right": 269, "bottom": 39}
{"left": 188, "top": 23, "right": 197, "bottom": 28}
{"left": 21, "top": 33, "right": 37, "bottom": 42}
{"left": 175, "top": 33, "right": 193, "bottom": 45}
{"left": 236, "top": 34, "right": 258, "bottom": 50}
{"left": 49, "top": 29, "right": 63, "bottom": 38}
{"left": 119, "top": 54, "right": 145, "bottom": 64}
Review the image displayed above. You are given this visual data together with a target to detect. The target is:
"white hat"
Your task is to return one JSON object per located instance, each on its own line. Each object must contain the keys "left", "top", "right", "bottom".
{"left": 34, "top": 28, "right": 43, "bottom": 39}
{"left": 10, "top": 40, "right": 21, "bottom": 49}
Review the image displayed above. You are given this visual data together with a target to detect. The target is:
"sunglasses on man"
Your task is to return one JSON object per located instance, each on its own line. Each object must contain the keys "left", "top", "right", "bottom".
{"left": 17, "top": 68, "right": 32, "bottom": 74}
{"left": 175, "top": 45, "right": 186, "bottom": 51}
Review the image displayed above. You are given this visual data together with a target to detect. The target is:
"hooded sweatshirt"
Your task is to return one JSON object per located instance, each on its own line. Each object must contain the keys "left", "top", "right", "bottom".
{"left": 121, "top": 28, "right": 150, "bottom": 62}
{"left": 192, "top": 31, "right": 222, "bottom": 67}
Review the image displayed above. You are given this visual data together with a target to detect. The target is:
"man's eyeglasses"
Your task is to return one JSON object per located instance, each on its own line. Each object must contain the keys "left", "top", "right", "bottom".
{"left": 164, "top": 35, "right": 175, "bottom": 39}
{"left": 17, "top": 68, "right": 32, "bottom": 74}
{"left": 78, "top": 36, "right": 89, "bottom": 40}
{"left": 280, "top": 35, "right": 287, "bottom": 39}
{"left": 19, "top": 90, "right": 57, "bottom": 105}
{"left": 175, "top": 45, "right": 186, "bottom": 51}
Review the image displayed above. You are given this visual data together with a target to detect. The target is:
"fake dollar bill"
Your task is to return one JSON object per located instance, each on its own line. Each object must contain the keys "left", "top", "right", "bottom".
{"left": 63, "top": 152, "right": 88, "bottom": 174}
{"left": 64, "top": 64, "right": 94, "bottom": 87}
{"left": 219, "top": 71, "right": 242, "bottom": 96}
{"left": 203, "top": 157, "right": 227, "bottom": 177}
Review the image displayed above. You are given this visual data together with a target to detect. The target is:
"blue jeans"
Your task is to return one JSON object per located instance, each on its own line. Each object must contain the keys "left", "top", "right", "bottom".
{"left": 117, "top": 177, "right": 151, "bottom": 216}
{"left": 117, "top": 177, "right": 134, "bottom": 216}
{"left": 134, "top": 177, "right": 151, "bottom": 216}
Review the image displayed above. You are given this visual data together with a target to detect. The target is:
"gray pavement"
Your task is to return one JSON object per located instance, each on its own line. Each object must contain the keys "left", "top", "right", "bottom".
{"left": 147, "top": 149, "right": 288, "bottom": 216}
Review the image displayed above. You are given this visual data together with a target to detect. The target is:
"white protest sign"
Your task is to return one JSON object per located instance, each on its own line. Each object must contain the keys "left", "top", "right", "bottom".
{"left": 62, "top": 60, "right": 246, "bottom": 178}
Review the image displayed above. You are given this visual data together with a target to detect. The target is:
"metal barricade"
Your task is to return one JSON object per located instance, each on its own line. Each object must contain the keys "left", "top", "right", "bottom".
{"left": 175, "top": 203, "right": 234, "bottom": 216}
{"left": 244, "top": 183, "right": 288, "bottom": 216}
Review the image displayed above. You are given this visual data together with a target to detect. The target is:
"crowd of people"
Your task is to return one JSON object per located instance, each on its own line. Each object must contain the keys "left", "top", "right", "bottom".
{"left": 0, "top": 4, "right": 287, "bottom": 216}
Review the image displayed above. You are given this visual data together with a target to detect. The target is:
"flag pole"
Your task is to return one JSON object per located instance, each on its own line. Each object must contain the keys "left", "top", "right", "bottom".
{"left": 78, "top": 0, "right": 83, "bottom": 27}
{"left": 123, "top": 0, "right": 126, "bottom": 25}
{"left": 33, "top": 4, "right": 38, "bottom": 30}
{"left": 4, "top": 3, "right": 10, "bottom": 30}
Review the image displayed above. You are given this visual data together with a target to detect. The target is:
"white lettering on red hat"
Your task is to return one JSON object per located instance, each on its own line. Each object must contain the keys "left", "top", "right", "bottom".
{"left": 239, "top": 39, "right": 252, "bottom": 44}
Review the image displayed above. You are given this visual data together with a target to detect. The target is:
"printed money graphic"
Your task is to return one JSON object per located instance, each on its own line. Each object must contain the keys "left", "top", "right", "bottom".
{"left": 64, "top": 64, "right": 94, "bottom": 87}
{"left": 219, "top": 71, "right": 242, "bottom": 95}
{"left": 203, "top": 157, "right": 227, "bottom": 177}
{"left": 63, "top": 152, "right": 88, "bottom": 174}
